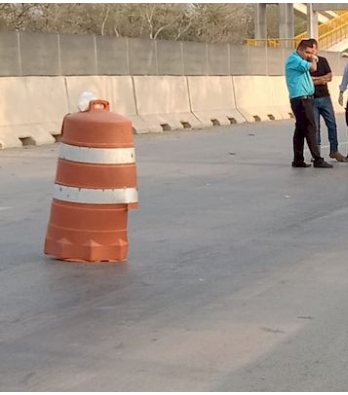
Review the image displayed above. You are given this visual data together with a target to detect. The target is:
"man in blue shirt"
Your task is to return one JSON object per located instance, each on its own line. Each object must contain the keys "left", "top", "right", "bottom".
{"left": 285, "top": 39, "right": 332, "bottom": 168}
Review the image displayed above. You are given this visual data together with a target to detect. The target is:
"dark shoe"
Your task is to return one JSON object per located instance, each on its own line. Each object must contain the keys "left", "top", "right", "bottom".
{"left": 292, "top": 162, "right": 311, "bottom": 168}
{"left": 329, "top": 152, "right": 348, "bottom": 162}
{"left": 313, "top": 160, "right": 333, "bottom": 168}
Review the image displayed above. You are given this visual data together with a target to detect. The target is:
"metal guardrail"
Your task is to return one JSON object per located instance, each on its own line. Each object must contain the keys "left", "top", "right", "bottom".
{"left": 296, "top": 11, "right": 348, "bottom": 42}
{"left": 245, "top": 38, "right": 303, "bottom": 48}
{"left": 319, "top": 20, "right": 348, "bottom": 48}
{"left": 248, "top": 10, "right": 348, "bottom": 50}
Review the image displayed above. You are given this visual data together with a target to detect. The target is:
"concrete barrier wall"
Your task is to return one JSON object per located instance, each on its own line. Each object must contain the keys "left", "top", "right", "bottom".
{"left": 0, "top": 31, "right": 346, "bottom": 148}
{"left": 0, "top": 74, "right": 346, "bottom": 149}
{"left": 0, "top": 77, "right": 68, "bottom": 149}
{"left": 133, "top": 76, "right": 201, "bottom": 132}
{"left": 1, "top": 31, "right": 347, "bottom": 78}
{"left": 233, "top": 76, "right": 283, "bottom": 122}
{"left": 64, "top": 76, "right": 153, "bottom": 134}
{"left": 188, "top": 76, "right": 246, "bottom": 126}
{"left": 65, "top": 76, "right": 111, "bottom": 113}
{"left": 268, "top": 76, "right": 293, "bottom": 120}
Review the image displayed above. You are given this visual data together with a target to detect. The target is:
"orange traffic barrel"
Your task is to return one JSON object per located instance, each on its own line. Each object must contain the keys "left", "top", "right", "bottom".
{"left": 44, "top": 100, "right": 138, "bottom": 262}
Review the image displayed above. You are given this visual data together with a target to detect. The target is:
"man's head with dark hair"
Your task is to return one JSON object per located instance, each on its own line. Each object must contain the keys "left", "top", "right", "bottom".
{"left": 308, "top": 38, "right": 319, "bottom": 55}
{"left": 297, "top": 39, "right": 316, "bottom": 61}
{"left": 297, "top": 39, "right": 314, "bottom": 51}
{"left": 307, "top": 38, "right": 318, "bottom": 47}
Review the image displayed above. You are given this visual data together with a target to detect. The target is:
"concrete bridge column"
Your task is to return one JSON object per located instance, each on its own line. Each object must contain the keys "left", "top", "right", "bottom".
{"left": 255, "top": 4, "right": 267, "bottom": 44}
{"left": 279, "top": 3, "right": 294, "bottom": 48}
{"left": 307, "top": 3, "right": 319, "bottom": 40}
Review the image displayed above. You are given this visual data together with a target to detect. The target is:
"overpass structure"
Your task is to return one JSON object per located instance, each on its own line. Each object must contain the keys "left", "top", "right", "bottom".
{"left": 251, "top": 3, "right": 348, "bottom": 51}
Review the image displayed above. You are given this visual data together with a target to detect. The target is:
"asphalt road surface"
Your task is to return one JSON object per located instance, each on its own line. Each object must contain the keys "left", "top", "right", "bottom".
{"left": 1, "top": 117, "right": 348, "bottom": 391}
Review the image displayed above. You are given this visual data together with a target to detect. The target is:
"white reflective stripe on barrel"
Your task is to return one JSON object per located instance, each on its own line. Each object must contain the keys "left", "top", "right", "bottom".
{"left": 59, "top": 143, "right": 136, "bottom": 164}
{"left": 53, "top": 184, "right": 138, "bottom": 204}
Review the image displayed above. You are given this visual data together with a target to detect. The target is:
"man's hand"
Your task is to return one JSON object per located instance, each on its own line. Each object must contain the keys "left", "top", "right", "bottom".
{"left": 339, "top": 91, "right": 344, "bottom": 106}
{"left": 308, "top": 54, "right": 318, "bottom": 71}
{"left": 312, "top": 76, "right": 329, "bottom": 86}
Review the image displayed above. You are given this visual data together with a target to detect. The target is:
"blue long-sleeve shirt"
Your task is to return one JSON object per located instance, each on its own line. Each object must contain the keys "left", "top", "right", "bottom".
{"left": 285, "top": 51, "right": 314, "bottom": 99}
{"left": 339, "top": 61, "right": 348, "bottom": 92}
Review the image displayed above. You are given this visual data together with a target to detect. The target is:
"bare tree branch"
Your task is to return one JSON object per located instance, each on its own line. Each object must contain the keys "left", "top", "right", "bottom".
{"left": 0, "top": 3, "right": 254, "bottom": 44}
{"left": 101, "top": 4, "right": 110, "bottom": 36}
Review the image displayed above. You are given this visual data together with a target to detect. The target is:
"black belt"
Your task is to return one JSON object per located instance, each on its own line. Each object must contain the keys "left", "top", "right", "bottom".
{"left": 291, "top": 95, "right": 314, "bottom": 101}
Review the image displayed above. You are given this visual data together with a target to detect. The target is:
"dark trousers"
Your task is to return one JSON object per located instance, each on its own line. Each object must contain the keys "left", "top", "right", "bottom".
{"left": 290, "top": 97, "right": 322, "bottom": 164}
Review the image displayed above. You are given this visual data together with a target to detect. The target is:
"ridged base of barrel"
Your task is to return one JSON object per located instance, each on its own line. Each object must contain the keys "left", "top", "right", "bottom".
{"left": 44, "top": 200, "right": 129, "bottom": 262}
{"left": 44, "top": 237, "right": 128, "bottom": 262}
